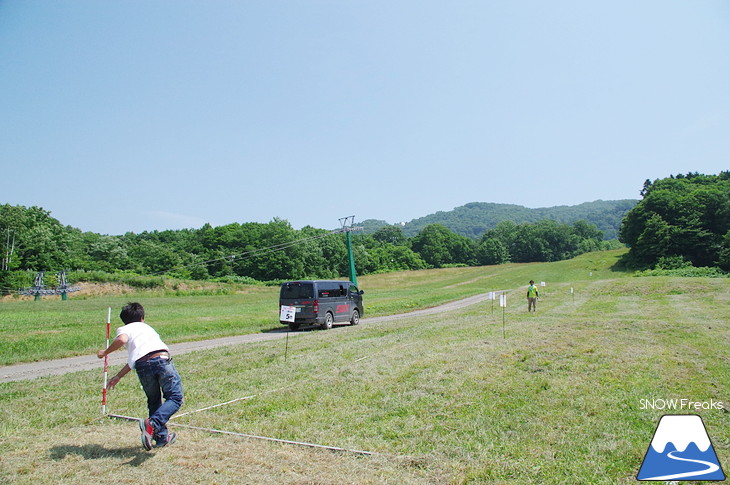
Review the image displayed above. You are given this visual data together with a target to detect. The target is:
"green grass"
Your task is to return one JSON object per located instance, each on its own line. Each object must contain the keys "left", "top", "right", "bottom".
{"left": 1, "top": 249, "right": 728, "bottom": 484}
{"left": 0, "top": 249, "right": 630, "bottom": 366}
{"left": 0, "top": 287, "right": 278, "bottom": 366}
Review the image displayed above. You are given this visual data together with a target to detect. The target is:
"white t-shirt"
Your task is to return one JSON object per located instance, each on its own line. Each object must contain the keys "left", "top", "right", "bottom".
{"left": 116, "top": 321, "right": 169, "bottom": 369}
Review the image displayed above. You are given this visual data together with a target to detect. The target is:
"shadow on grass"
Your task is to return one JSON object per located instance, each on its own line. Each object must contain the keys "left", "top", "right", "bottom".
{"left": 262, "top": 325, "right": 318, "bottom": 333}
{"left": 610, "top": 250, "right": 642, "bottom": 273}
{"left": 262, "top": 323, "right": 355, "bottom": 334}
{"left": 50, "top": 444, "right": 154, "bottom": 466}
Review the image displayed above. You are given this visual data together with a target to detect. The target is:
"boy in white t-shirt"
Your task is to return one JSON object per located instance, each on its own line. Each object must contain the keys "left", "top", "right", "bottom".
{"left": 97, "top": 302, "right": 184, "bottom": 450}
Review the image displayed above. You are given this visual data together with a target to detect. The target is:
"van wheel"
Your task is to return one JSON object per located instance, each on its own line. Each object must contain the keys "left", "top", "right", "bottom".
{"left": 321, "top": 312, "right": 334, "bottom": 330}
{"left": 350, "top": 309, "right": 360, "bottom": 326}
{"left": 288, "top": 322, "right": 300, "bottom": 331}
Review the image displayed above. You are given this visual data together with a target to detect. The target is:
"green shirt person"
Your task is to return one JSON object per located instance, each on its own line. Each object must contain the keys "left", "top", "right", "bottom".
{"left": 527, "top": 280, "right": 539, "bottom": 312}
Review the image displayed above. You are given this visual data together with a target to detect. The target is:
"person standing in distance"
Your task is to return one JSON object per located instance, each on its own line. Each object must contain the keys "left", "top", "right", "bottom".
{"left": 527, "top": 280, "right": 539, "bottom": 312}
{"left": 97, "top": 302, "right": 183, "bottom": 450}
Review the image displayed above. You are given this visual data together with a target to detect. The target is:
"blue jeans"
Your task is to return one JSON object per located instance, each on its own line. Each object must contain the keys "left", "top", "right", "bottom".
{"left": 135, "top": 357, "right": 183, "bottom": 443}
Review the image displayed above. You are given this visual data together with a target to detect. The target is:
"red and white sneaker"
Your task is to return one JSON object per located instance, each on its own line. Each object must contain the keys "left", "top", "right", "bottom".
{"left": 155, "top": 432, "right": 177, "bottom": 448}
{"left": 139, "top": 418, "right": 154, "bottom": 451}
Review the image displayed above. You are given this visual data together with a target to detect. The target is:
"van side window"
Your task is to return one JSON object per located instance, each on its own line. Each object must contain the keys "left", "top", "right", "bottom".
{"left": 318, "top": 282, "right": 338, "bottom": 298}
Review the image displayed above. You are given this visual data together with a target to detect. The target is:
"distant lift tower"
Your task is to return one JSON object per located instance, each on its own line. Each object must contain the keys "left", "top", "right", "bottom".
{"left": 19, "top": 270, "right": 80, "bottom": 300}
{"left": 338, "top": 216, "right": 363, "bottom": 286}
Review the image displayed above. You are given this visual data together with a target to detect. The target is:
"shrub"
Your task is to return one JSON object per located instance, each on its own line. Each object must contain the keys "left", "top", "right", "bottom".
{"left": 635, "top": 266, "right": 729, "bottom": 278}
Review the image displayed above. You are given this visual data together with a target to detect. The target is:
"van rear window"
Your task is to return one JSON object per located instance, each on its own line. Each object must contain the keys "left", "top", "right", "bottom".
{"left": 280, "top": 283, "right": 314, "bottom": 299}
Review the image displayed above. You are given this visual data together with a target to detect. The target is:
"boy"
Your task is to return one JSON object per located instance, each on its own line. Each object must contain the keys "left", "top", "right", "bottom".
{"left": 97, "top": 302, "right": 183, "bottom": 450}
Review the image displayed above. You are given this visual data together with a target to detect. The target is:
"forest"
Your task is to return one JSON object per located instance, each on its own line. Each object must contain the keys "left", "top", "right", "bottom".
{"left": 1, "top": 172, "right": 727, "bottom": 292}
{"left": 392, "top": 199, "right": 638, "bottom": 240}
{"left": 619, "top": 171, "right": 730, "bottom": 271}
{"left": 0, "top": 207, "right": 616, "bottom": 292}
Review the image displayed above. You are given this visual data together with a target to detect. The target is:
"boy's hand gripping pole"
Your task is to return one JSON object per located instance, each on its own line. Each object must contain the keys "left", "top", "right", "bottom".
{"left": 102, "top": 306, "right": 111, "bottom": 415}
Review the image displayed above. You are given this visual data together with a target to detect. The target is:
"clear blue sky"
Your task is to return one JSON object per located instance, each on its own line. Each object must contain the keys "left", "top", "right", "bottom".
{"left": 1, "top": 1, "right": 728, "bottom": 235}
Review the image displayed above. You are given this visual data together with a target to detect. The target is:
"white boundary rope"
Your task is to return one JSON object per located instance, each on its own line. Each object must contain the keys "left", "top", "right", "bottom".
{"left": 170, "top": 383, "right": 297, "bottom": 420}
{"left": 165, "top": 340, "right": 416, "bottom": 422}
{"left": 171, "top": 394, "right": 257, "bottom": 419}
{"left": 107, "top": 413, "right": 377, "bottom": 456}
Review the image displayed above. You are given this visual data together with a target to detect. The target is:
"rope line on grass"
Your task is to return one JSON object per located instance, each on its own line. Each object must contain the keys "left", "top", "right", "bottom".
{"left": 165, "top": 340, "right": 416, "bottom": 421}
{"left": 160, "top": 312, "right": 449, "bottom": 424}
{"left": 170, "top": 383, "right": 297, "bottom": 420}
{"left": 107, "top": 413, "right": 378, "bottom": 456}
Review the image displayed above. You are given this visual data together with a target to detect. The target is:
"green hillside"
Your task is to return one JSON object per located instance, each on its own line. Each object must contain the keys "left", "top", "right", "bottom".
{"left": 363, "top": 199, "right": 638, "bottom": 240}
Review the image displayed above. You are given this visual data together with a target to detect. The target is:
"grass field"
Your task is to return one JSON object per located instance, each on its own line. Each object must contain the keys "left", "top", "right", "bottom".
{"left": 1, "top": 249, "right": 728, "bottom": 484}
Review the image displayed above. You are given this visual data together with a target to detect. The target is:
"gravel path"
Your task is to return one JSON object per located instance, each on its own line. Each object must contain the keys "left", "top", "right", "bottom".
{"left": 0, "top": 292, "right": 498, "bottom": 383}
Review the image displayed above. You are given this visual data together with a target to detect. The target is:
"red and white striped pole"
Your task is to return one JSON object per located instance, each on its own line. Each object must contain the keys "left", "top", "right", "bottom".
{"left": 102, "top": 306, "right": 111, "bottom": 415}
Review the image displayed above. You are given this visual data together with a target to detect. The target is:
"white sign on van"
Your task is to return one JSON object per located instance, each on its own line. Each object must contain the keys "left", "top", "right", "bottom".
{"left": 280, "top": 305, "right": 296, "bottom": 323}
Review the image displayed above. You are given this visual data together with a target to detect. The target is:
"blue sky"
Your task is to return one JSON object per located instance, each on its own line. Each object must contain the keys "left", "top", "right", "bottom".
{"left": 1, "top": 1, "right": 728, "bottom": 235}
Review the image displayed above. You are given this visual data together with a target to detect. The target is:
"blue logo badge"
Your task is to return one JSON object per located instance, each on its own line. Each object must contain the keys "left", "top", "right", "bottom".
{"left": 637, "top": 414, "right": 725, "bottom": 481}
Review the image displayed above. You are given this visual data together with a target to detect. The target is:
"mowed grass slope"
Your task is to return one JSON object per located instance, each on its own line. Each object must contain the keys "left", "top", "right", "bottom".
{"left": 1, "top": 250, "right": 728, "bottom": 484}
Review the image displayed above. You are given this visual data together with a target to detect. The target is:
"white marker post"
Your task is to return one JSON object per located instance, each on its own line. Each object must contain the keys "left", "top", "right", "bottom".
{"left": 102, "top": 306, "right": 111, "bottom": 415}
{"left": 499, "top": 293, "right": 507, "bottom": 338}
{"left": 280, "top": 305, "right": 296, "bottom": 361}
{"left": 488, "top": 291, "right": 495, "bottom": 317}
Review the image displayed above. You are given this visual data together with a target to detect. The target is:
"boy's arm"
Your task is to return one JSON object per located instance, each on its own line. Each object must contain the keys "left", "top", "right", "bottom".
{"left": 97, "top": 333, "right": 128, "bottom": 359}
{"left": 108, "top": 364, "right": 131, "bottom": 389}
{"left": 97, "top": 334, "right": 131, "bottom": 389}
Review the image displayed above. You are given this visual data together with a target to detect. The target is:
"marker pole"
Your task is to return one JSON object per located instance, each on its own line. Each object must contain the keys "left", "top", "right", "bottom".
{"left": 284, "top": 328, "right": 290, "bottom": 362}
{"left": 499, "top": 294, "right": 506, "bottom": 339}
{"left": 102, "top": 306, "right": 111, "bottom": 415}
{"left": 502, "top": 306, "right": 505, "bottom": 339}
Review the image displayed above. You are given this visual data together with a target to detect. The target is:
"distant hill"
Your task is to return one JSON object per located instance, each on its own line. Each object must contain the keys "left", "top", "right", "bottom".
{"left": 360, "top": 200, "right": 638, "bottom": 240}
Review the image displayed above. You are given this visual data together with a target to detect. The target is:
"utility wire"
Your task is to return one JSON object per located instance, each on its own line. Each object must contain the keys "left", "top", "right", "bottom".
{"left": 1, "top": 227, "right": 353, "bottom": 293}
{"left": 150, "top": 229, "right": 340, "bottom": 277}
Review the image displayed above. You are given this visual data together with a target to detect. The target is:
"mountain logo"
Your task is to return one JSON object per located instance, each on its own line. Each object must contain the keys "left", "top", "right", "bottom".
{"left": 637, "top": 414, "right": 725, "bottom": 481}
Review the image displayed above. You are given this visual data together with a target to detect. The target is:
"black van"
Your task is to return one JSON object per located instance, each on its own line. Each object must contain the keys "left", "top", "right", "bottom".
{"left": 279, "top": 280, "right": 364, "bottom": 331}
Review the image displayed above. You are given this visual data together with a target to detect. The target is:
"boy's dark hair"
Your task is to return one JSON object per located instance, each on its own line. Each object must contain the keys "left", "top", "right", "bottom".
{"left": 120, "top": 302, "right": 145, "bottom": 324}
{"left": 529, "top": 280, "right": 534, "bottom": 285}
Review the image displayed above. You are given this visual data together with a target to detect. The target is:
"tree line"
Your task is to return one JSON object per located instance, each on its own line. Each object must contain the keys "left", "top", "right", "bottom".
{"left": 0, "top": 205, "right": 615, "bottom": 291}
{"left": 394, "top": 199, "right": 638, "bottom": 240}
{"left": 3, "top": 172, "right": 727, "bottom": 291}
{"left": 619, "top": 171, "right": 730, "bottom": 271}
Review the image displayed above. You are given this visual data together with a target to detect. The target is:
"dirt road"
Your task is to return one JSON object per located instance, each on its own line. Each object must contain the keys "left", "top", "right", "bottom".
{"left": 0, "top": 292, "right": 496, "bottom": 383}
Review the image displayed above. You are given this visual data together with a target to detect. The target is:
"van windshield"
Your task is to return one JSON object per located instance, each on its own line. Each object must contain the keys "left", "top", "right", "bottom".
{"left": 280, "top": 283, "right": 314, "bottom": 299}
